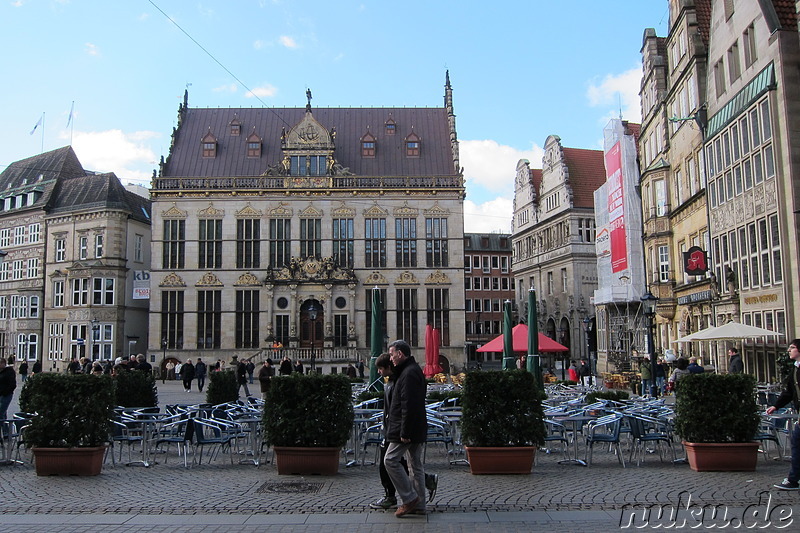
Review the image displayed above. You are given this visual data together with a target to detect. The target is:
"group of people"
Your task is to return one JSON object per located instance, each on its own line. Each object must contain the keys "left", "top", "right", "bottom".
{"left": 567, "top": 359, "right": 593, "bottom": 386}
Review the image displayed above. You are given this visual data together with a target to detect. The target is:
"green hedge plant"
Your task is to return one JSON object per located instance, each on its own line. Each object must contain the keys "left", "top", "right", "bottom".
{"left": 674, "top": 373, "right": 760, "bottom": 443}
{"left": 460, "top": 370, "right": 545, "bottom": 447}
{"left": 263, "top": 373, "right": 354, "bottom": 447}
{"left": 114, "top": 369, "right": 158, "bottom": 408}
{"left": 19, "top": 373, "right": 115, "bottom": 448}
{"left": 206, "top": 370, "right": 238, "bottom": 405}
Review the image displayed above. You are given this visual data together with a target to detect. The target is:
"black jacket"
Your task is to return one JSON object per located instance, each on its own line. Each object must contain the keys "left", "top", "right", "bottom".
{"left": 773, "top": 365, "right": 800, "bottom": 412}
{"left": 0, "top": 366, "right": 16, "bottom": 396}
{"left": 384, "top": 355, "right": 427, "bottom": 443}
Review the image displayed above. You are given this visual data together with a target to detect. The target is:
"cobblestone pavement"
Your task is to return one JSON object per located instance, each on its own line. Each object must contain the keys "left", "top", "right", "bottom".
{"left": 3, "top": 378, "right": 799, "bottom": 531}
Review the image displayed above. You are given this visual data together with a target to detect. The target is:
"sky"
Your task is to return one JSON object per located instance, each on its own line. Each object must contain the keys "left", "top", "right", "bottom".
{"left": 0, "top": 0, "right": 669, "bottom": 234}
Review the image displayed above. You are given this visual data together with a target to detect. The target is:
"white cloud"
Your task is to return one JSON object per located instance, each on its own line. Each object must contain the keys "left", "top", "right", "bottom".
{"left": 246, "top": 84, "right": 277, "bottom": 98}
{"left": 253, "top": 39, "right": 266, "bottom": 50}
{"left": 460, "top": 139, "right": 543, "bottom": 196}
{"left": 464, "top": 197, "right": 513, "bottom": 234}
{"left": 213, "top": 83, "right": 238, "bottom": 93}
{"left": 66, "top": 129, "right": 159, "bottom": 185}
{"left": 12, "top": 1, "right": 24, "bottom": 7}
{"left": 279, "top": 35, "right": 297, "bottom": 48}
{"left": 586, "top": 67, "right": 642, "bottom": 123}
{"left": 84, "top": 42, "right": 100, "bottom": 56}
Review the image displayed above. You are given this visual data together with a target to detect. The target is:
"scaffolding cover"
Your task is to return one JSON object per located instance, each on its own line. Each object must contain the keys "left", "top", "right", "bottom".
{"left": 594, "top": 119, "right": 645, "bottom": 305}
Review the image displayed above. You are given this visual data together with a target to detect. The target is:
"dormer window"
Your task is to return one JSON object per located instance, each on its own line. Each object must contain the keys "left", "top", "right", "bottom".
{"left": 246, "top": 131, "right": 262, "bottom": 158}
{"left": 201, "top": 129, "right": 217, "bottom": 158}
{"left": 385, "top": 116, "right": 396, "bottom": 135}
{"left": 229, "top": 116, "right": 241, "bottom": 136}
{"left": 361, "top": 132, "right": 376, "bottom": 158}
{"left": 405, "top": 132, "right": 420, "bottom": 157}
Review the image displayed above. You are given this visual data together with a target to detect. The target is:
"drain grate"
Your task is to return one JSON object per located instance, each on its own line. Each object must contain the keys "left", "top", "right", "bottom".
{"left": 256, "top": 481, "right": 325, "bottom": 494}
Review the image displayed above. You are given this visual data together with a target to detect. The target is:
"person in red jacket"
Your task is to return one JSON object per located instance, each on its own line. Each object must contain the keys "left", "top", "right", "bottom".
{"left": 568, "top": 360, "right": 579, "bottom": 382}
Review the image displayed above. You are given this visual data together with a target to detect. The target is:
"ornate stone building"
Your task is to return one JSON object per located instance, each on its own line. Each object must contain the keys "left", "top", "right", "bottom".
{"left": 149, "top": 75, "right": 465, "bottom": 372}
{"left": 511, "top": 136, "right": 605, "bottom": 373}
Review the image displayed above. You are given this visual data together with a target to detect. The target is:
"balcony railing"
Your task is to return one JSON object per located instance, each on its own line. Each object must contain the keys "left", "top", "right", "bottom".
{"left": 152, "top": 175, "right": 464, "bottom": 192}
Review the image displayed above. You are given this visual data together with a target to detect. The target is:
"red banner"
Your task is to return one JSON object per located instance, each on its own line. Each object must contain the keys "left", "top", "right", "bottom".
{"left": 605, "top": 142, "right": 627, "bottom": 273}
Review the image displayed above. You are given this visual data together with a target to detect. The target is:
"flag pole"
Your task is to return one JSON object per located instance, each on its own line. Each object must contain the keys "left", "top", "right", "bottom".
{"left": 40, "top": 112, "right": 45, "bottom": 153}
{"left": 67, "top": 101, "right": 75, "bottom": 145}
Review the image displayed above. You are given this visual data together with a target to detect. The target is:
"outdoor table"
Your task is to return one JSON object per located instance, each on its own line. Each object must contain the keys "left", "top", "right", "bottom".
{"left": 126, "top": 413, "right": 166, "bottom": 467}
{"left": 441, "top": 410, "right": 467, "bottom": 465}
{"left": 348, "top": 408, "right": 382, "bottom": 467}
{"left": 552, "top": 415, "right": 596, "bottom": 466}
{"left": 234, "top": 416, "right": 263, "bottom": 466}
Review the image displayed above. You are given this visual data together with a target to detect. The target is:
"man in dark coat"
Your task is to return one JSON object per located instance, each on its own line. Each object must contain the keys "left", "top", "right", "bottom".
{"left": 181, "top": 359, "right": 195, "bottom": 392}
{"left": 258, "top": 359, "right": 275, "bottom": 400}
{"left": 768, "top": 339, "right": 800, "bottom": 490}
{"left": 728, "top": 347, "right": 744, "bottom": 374}
{"left": 383, "top": 339, "right": 427, "bottom": 517}
{"left": 0, "top": 357, "right": 16, "bottom": 422}
{"left": 195, "top": 358, "right": 207, "bottom": 392}
{"left": 237, "top": 358, "right": 251, "bottom": 397}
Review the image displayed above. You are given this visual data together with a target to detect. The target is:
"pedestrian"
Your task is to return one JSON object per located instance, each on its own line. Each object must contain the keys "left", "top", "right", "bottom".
{"left": 247, "top": 359, "right": 255, "bottom": 384}
{"left": 237, "top": 357, "right": 251, "bottom": 397}
{"left": 279, "top": 355, "right": 292, "bottom": 376}
{"left": 654, "top": 358, "right": 666, "bottom": 394}
{"left": 258, "top": 358, "right": 275, "bottom": 401}
{"left": 175, "top": 361, "right": 183, "bottom": 381}
{"left": 195, "top": 358, "right": 207, "bottom": 392}
{"left": 31, "top": 359, "right": 42, "bottom": 375}
{"left": 358, "top": 359, "right": 365, "bottom": 379}
{"left": 639, "top": 359, "right": 652, "bottom": 395}
{"left": 346, "top": 363, "right": 357, "bottom": 379}
{"left": 687, "top": 356, "right": 704, "bottom": 374}
{"left": 578, "top": 359, "right": 592, "bottom": 386}
{"left": 18, "top": 360, "right": 29, "bottom": 383}
{"left": 768, "top": 339, "right": 800, "bottom": 490}
{"left": 181, "top": 359, "right": 195, "bottom": 392}
{"left": 135, "top": 354, "right": 152, "bottom": 373}
{"left": 728, "top": 347, "right": 744, "bottom": 374}
{"left": 384, "top": 339, "right": 428, "bottom": 517}
{"left": 567, "top": 360, "right": 579, "bottom": 382}
{"left": 67, "top": 356, "right": 81, "bottom": 374}
{"left": 0, "top": 356, "right": 16, "bottom": 422}
{"left": 294, "top": 359, "right": 305, "bottom": 374}
{"left": 667, "top": 357, "right": 690, "bottom": 394}
{"left": 166, "top": 360, "right": 176, "bottom": 380}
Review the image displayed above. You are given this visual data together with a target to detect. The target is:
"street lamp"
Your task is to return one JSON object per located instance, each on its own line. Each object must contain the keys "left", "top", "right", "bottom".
{"left": 641, "top": 290, "right": 659, "bottom": 398}
{"left": 161, "top": 337, "right": 168, "bottom": 384}
{"left": 308, "top": 301, "right": 318, "bottom": 373}
{"left": 90, "top": 318, "right": 100, "bottom": 361}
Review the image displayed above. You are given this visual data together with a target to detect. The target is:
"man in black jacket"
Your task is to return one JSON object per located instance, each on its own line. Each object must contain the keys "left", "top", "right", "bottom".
{"left": 384, "top": 339, "right": 427, "bottom": 517}
{"left": 767, "top": 339, "right": 800, "bottom": 490}
{"left": 0, "top": 357, "right": 16, "bottom": 423}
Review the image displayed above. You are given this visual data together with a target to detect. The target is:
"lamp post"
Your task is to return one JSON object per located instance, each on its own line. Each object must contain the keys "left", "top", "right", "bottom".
{"left": 161, "top": 338, "right": 168, "bottom": 384}
{"left": 641, "top": 291, "right": 659, "bottom": 398}
{"left": 582, "top": 316, "right": 592, "bottom": 381}
{"left": 308, "top": 301, "right": 318, "bottom": 373}
{"left": 90, "top": 318, "right": 99, "bottom": 361}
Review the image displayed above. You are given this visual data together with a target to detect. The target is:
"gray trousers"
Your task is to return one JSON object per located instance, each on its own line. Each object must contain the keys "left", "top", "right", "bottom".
{"left": 384, "top": 442, "right": 426, "bottom": 511}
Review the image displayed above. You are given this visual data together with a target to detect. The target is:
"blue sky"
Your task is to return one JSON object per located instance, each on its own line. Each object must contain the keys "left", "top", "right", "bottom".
{"left": 0, "top": 0, "right": 668, "bottom": 233}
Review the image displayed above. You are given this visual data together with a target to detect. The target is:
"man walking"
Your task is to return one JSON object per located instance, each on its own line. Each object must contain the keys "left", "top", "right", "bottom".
{"left": 237, "top": 357, "right": 251, "bottom": 397}
{"left": 728, "top": 347, "right": 744, "bottom": 374}
{"left": 0, "top": 357, "right": 16, "bottom": 422}
{"left": 384, "top": 339, "right": 427, "bottom": 517}
{"left": 195, "top": 358, "right": 207, "bottom": 392}
{"left": 768, "top": 339, "right": 800, "bottom": 490}
{"left": 258, "top": 359, "right": 275, "bottom": 401}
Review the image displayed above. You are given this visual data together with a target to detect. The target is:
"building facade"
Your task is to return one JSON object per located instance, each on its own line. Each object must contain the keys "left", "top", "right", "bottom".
{"left": 511, "top": 136, "right": 605, "bottom": 374}
{"left": 0, "top": 146, "right": 152, "bottom": 371}
{"left": 463, "top": 232, "right": 514, "bottom": 370}
{"left": 149, "top": 76, "right": 465, "bottom": 373}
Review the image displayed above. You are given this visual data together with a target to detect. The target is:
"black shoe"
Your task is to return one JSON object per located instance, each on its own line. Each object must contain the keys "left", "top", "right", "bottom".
{"left": 774, "top": 478, "right": 800, "bottom": 490}
{"left": 369, "top": 495, "right": 397, "bottom": 510}
{"left": 425, "top": 473, "right": 438, "bottom": 502}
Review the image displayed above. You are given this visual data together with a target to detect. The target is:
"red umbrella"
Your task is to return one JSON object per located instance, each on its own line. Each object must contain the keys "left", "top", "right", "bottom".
{"left": 476, "top": 324, "right": 568, "bottom": 353}
{"left": 423, "top": 324, "right": 443, "bottom": 377}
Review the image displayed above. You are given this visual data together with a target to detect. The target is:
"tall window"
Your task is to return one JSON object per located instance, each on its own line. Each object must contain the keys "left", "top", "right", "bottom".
{"left": 0, "top": 297, "right": 5, "bottom": 320}
{"left": 48, "top": 322, "right": 65, "bottom": 361}
{"left": 547, "top": 271, "right": 554, "bottom": 295}
{"left": 71, "top": 278, "right": 89, "bottom": 306}
{"left": 395, "top": 218, "right": 417, "bottom": 267}
{"left": 198, "top": 219, "right": 222, "bottom": 269}
{"left": 12, "top": 260, "right": 23, "bottom": 280}
{"left": 658, "top": 245, "right": 670, "bottom": 282}
{"left": 70, "top": 324, "right": 88, "bottom": 360}
{"left": 28, "top": 223, "right": 40, "bottom": 243}
{"left": 365, "top": 218, "right": 387, "bottom": 268}
{"left": 425, "top": 218, "right": 448, "bottom": 267}
{"left": 94, "top": 234, "right": 104, "bottom": 258}
{"left": 197, "top": 290, "right": 221, "bottom": 349}
{"left": 300, "top": 219, "right": 322, "bottom": 258}
{"left": 274, "top": 315, "right": 290, "bottom": 346}
{"left": 237, "top": 219, "right": 260, "bottom": 269}
{"left": 561, "top": 268, "right": 568, "bottom": 292}
{"left": 55, "top": 238, "right": 66, "bottom": 262}
{"left": 14, "top": 226, "right": 24, "bottom": 246}
{"left": 134, "top": 234, "right": 144, "bottom": 262}
{"left": 743, "top": 23, "right": 757, "bottom": 67}
{"left": 269, "top": 219, "right": 291, "bottom": 268}
{"left": 332, "top": 218, "right": 354, "bottom": 268}
{"left": 53, "top": 280, "right": 64, "bottom": 307}
{"left": 396, "top": 288, "right": 419, "bottom": 346}
{"left": 0, "top": 228, "right": 9, "bottom": 247}
{"left": 161, "top": 290, "right": 184, "bottom": 349}
{"left": 426, "top": 288, "right": 450, "bottom": 346}
{"left": 290, "top": 155, "right": 326, "bottom": 176}
{"left": 334, "top": 315, "right": 348, "bottom": 347}
{"left": 92, "top": 278, "right": 115, "bottom": 305}
{"left": 78, "top": 236, "right": 88, "bottom": 260}
{"left": 26, "top": 258, "right": 38, "bottom": 278}
{"left": 163, "top": 219, "right": 185, "bottom": 269}
{"left": 92, "top": 324, "right": 113, "bottom": 361}
{"left": 235, "top": 290, "right": 259, "bottom": 349}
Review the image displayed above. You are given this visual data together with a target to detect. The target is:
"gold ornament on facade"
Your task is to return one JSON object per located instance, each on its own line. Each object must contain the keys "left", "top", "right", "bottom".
{"left": 365, "top": 271, "right": 389, "bottom": 285}
{"left": 269, "top": 202, "right": 293, "bottom": 218}
{"left": 393, "top": 201, "right": 419, "bottom": 217}
{"left": 425, "top": 270, "right": 451, "bottom": 285}
{"left": 196, "top": 272, "right": 223, "bottom": 287}
{"left": 299, "top": 204, "right": 323, "bottom": 218}
{"left": 236, "top": 204, "right": 262, "bottom": 218}
{"left": 424, "top": 202, "right": 450, "bottom": 216}
{"left": 395, "top": 271, "right": 419, "bottom": 285}
{"left": 331, "top": 202, "right": 355, "bottom": 217}
{"left": 197, "top": 203, "right": 224, "bottom": 218}
{"left": 162, "top": 203, "right": 187, "bottom": 219}
{"left": 160, "top": 272, "right": 186, "bottom": 287}
{"left": 363, "top": 203, "right": 388, "bottom": 217}
{"left": 234, "top": 272, "right": 261, "bottom": 287}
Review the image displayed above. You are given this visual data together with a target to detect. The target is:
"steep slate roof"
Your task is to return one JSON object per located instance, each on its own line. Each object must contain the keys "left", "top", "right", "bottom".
{"left": 562, "top": 147, "right": 607, "bottom": 209}
{"left": 0, "top": 146, "right": 86, "bottom": 212}
{"left": 165, "top": 107, "right": 456, "bottom": 178}
{"left": 771, "top": 0, "right": 798, "bottom": 31}
{"left": 49, "top": 172, "right": 151, "bottom": 224}
{"left": 464, "top": 232, "right": 511, "bottom": 252}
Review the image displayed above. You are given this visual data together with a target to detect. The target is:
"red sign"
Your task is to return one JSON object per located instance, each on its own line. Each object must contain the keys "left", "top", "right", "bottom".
{"left": 683, "top": 246, "right": 708, "bottom": 276}
{"left": 605, "top": 142, "right": 627, "bottom": 273}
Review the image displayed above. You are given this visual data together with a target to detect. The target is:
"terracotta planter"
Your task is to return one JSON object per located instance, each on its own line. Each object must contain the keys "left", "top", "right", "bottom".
{"left": 272, "top": 446, "right": 341, "bottom": 475}
{"left": 465, "top": 446, "right": 535, "bottom": 474}
{"left": 32, "top": 446, "right": 107, "bottom": 476}
{"left": 683, "top": 441, "right": 759, "bottom": 472}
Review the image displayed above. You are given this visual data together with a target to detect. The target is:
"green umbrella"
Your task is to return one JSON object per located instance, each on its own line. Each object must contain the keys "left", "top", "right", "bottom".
{"left": 526, "top": 288, "right": 544, "bottom": 390}
{"left": 369, "top": 288, "right": 384, "bottom": 391}
{"left": 502, "top": 300, "right": 515, "bottom": 370}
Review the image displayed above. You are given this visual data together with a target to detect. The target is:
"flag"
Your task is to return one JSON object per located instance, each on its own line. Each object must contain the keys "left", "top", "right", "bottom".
{"left": 66, "top": 101, "right": 74, "bottom": 128}
{"left": 29, "top": 114, "right": 43, "bottom": 135}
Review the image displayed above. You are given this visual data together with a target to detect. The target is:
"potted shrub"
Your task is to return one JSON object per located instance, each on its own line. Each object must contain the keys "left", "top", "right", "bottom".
{"left": 206, "top": 369, "right": 238, "bottom": 405}
{"left": 460, "top": 370, "right": 546, "bottom": 474}
{"left": 19, "top": 373, "right": 115, "bottom": 476}
{"left": 114, "top": 368, "right": 158, "bottom": 408}
{"left": 263, "top": 373, "right": 354, "bottom": 475}
{"left": 674, "top": 373, "right": 761, "bottom": 472}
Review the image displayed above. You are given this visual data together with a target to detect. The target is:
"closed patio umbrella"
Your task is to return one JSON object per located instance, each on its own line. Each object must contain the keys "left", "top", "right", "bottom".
{"left": 369, "top": 287, "right": 383, "bottom": 391}
{"left": 527, "top": 288, "right": 544, "bottom": 390}
{"left": 502, "top": 300, "right": 515, "bottom": 370}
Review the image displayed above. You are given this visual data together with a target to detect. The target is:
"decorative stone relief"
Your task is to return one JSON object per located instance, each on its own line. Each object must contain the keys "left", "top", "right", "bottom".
{"left": 363, "top": 203, "right": 388, "bottom": 217}
{"left": 236, "top": 204, "right": 262, "bottom": 218}
{"left": 393, "top": 201, "right": 419, "bottom": 217}
{"left": 197, "top": 203, "right": 224, "bottom": 218}
{"left": 425, "top": 270, "right": 450, "bottom": 285}
{"left": 162, "top": 203, "right": 187, "bottom": 219}
{"left": 160, "top": 272, "right": 186, "bottom": 287}
{"left": 196, "top": 272, "right": 223, "bottom": 287}
{"left": 364, "top": 271, "right": 389, "bottom": 285}
{"left": 299, "top": 203, "right": 323, "bottom": 218}
{"left": 331, "top": 202, "right": 355, "bottom": 217}
{"left": 234, "top": 272, "right": 261, "bottom": 286}
{"left": 395, "top": 271, "right": 419, "bottom": 285}
{"left": 269, "top": 202, "right": 293, "bottom": 218}
{"left": 424, "top": 202, "right": 450, "bottom": 216}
